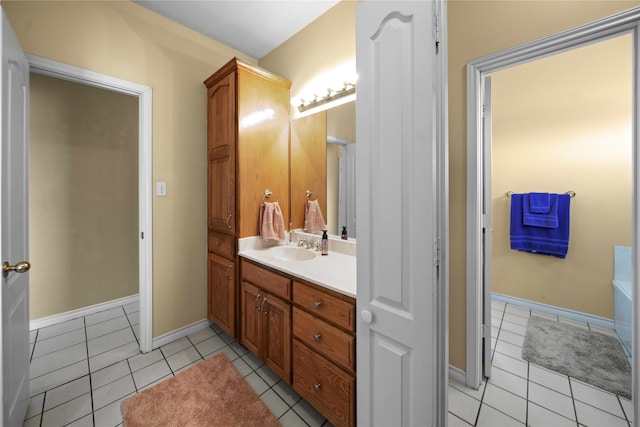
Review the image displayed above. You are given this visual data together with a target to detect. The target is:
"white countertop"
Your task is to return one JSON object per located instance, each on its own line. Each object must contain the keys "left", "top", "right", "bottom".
{"left": 238, "top": 237, "right": 356, "bottom": 298}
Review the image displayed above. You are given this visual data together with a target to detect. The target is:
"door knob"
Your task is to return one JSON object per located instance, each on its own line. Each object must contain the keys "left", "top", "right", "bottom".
{"left": 3, "top": 261, "right": 31, "bottom": 277}
{"left": 361, "top": 309, "right": 373, "bottom": 324}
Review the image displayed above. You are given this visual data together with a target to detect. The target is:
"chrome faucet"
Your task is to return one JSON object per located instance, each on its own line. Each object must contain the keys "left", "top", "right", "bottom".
{"left": 297, "top": 239, "right": 314, "bottom": 249}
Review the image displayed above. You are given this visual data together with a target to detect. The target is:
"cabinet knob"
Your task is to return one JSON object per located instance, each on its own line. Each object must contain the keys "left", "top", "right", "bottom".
{"left": 313, "top": 383, "right": 321, "bottom": 392}
{"left": 313, "top": 301, "right": 322, "bottom": 310}
{"left": 361, "top": 309, "right": 374, "bottom": 324}
{"left": 313, "top": 334, "right": 321, "bottom": 342}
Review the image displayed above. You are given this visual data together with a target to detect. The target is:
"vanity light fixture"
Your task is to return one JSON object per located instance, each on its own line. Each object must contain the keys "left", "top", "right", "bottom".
{"left": 297, "top": 82, "right": 356, "bottom": 113}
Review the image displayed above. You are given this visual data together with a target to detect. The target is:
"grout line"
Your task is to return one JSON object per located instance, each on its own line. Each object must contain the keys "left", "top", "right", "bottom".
{"left": 524, "top": 361, "right": 530, "bottom": 426}
{"left": 82, "top": 315, "right": 97, "bottom": 427}
{"left": 616, "top": 395, "right": 631, "bottom": 425}
{"left": 30, "top": 329, "right": 39, "bottom": 362}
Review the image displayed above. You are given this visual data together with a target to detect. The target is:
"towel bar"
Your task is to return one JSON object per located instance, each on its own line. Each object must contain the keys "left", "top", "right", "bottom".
{"left": 506, "top": 191, "right": 575, "bottom": 198}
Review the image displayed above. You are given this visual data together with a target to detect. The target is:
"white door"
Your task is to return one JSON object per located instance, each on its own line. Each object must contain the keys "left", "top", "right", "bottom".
{"left": 0, "top": 8, "right": 30, "bottom": 427}
{"left": 356, "top": 1, "right": 446, "bottom": 425}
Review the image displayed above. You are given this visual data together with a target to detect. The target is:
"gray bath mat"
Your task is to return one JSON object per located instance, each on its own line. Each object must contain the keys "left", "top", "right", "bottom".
{"left": 522, "top": 315, "right": 631, "bottom": 399}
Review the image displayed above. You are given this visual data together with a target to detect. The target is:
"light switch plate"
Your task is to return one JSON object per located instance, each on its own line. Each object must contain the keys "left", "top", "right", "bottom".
{"left": 156, "top": 181, "right": 167, "bottom": 197}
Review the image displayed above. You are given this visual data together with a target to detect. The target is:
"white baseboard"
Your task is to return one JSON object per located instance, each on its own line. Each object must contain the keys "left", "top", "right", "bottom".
{"left": 492, "top": 292, "right": 615, "bottom": 329}
{"left": 448, "top": 365, "right": 466, "bottom": 385}
{"left": 152, "top": 319, "right": 212, "bottom": 349}
{"left": 30, "top": 294, "right": 139, "bottom": 331}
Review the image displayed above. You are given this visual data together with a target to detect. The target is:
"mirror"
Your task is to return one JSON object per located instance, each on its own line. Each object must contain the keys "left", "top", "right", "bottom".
{"left": 290, "top": 101, "right": 356, "bottom": 239}
{"left": 326, "top": 101, "right": 356, "bottom": 238}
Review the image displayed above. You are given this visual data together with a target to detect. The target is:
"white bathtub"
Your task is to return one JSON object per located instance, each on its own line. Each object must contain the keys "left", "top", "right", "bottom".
{"left": 614, "top": 245, "right": 632, "bottom": 356}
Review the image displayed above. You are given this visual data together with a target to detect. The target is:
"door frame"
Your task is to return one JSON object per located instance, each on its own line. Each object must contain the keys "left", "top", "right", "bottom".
{"left": 466, "top": 11, "right": 640, "bottom": 416}
{"left": 27, "top": 54, "right": 154, "bottom": 353}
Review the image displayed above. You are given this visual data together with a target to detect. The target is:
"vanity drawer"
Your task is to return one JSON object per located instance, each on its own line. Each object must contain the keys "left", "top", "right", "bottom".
{"left": 293, "top": 339, "right": 354, "bottom": 427}
{"left": 241, "top": 259, "right": 291, "bottom": 299}
{"left": 293, "top": 281, "right": 355, "bottom": 331}
{"left": 293, "top": 307, "right": 354, "bottom": 372}
{"left": 208, "top": 231, "right": 235, "bottom": 260}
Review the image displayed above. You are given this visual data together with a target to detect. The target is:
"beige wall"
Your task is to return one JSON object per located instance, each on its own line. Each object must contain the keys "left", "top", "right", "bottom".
{"left": 259, "top": 0, "right": 356, "bottom": 109}
{"left": 5, "top": 0, "right": 255, "bottom": 337}
{"left": 491, "top": 35, "right": 632, "bottom": 319}
{"left": 448, "top": 0, "right": 640, "bottom": 370}
{"left": 30, "top": 73, "right": 139, "bottom": 318}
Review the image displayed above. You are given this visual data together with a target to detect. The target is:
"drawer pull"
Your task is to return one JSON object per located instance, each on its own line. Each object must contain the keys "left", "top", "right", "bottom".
{"left": 254, "top": 293, "right": 261, "bottom": 309}
{"left": 313, "top": 383, "right": 321, "bottom": 392}
{"left": 215, "top": 240, "right": 220, "bottom": 246}
{"left": 226, "top": 214, "right": 232, "bottom": 230}
{"left": 226, "top": 265, "right": 232, "bottom": 280}
{"left": 259, "top": 297, "right": 267, "bottom": 312}
{"left": 314, "top": 301, "right": 322, "bottom": 310}
{"left": 313, "top": 333, "right": 321, "bottom": 342}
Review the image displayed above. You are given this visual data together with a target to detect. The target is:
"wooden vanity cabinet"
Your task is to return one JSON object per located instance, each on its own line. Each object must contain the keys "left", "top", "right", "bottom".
{"left": 292, "top": 280, "right": 356, "bottom": 427}
{"left": 240, "top": 259, "right": 292, "bottom": 383}
{"left": 239, "top": 257, "right": 356, "bottom": 426}
{"left": 207, "top": 253, "right": 235, "bottom": 336}
{"left": 204, "top": 58, "right": 290, "bottom": 338}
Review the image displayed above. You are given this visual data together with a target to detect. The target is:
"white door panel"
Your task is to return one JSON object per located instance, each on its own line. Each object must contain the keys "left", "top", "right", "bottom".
{"left": 1, "top": 7, "right": 30, "bottom": 427}
{"left": 356, "top": 1, "right": 445, "bottom": 425}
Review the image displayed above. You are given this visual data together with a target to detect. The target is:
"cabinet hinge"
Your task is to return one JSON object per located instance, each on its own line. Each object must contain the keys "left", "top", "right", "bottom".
{"left": 141, "top": 231, "right": 144, "bottom": 239}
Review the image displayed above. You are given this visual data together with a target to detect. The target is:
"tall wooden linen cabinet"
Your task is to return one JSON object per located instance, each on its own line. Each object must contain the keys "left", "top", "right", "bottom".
{"left": 204, "top": 58, "right": 291, "bottom": 338}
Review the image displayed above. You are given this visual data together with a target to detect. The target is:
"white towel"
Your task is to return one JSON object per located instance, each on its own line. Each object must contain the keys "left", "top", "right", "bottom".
{"left": 304, "top": 199, "right": 326, "bottom": 234}
{"left": 259, "top": 201, "right": 285, "bottom": 240}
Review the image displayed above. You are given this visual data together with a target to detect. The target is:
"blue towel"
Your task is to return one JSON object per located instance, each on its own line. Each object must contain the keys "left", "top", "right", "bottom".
{"left": 523, "top": 193, "right": 558, "bottom": 228}
{"left": 528, "top": 192, "right": 551, "bottom": 213}
{"left": 510, "top": 193, "right": 571, "bottom": 258}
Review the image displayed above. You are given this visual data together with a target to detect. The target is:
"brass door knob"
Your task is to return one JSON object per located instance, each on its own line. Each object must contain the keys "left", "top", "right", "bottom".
{"left": 3, "top": 261, "right": 31, "bottom": 277}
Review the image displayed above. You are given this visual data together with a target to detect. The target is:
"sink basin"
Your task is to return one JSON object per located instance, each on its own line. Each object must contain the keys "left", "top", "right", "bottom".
{"left": 269, "top": 246, "right": 317, "bottom": 262}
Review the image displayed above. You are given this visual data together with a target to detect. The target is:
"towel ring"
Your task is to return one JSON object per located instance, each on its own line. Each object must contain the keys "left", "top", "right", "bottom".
{"left": 306, "top": 189, "right": 318, "bottom": 201}
{"left": 263, "top": 189, "right": 279, "bottom": 202}
{"left": 506, "top": 191, "right": 576, "bottom": 198}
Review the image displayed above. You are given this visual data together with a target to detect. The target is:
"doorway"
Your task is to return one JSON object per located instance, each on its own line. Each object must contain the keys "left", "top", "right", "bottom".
{"left": 27, "top": 55, "right": 154, "bottom": 353}
{"left": 466, "top": 8, "right": 640, "bottom": 423}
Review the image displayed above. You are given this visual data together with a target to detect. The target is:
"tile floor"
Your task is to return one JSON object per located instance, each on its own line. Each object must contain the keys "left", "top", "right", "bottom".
{"left": 23, "top": 301, "right": 331, "bottom": 427}
{"left": 23, "top": 298, "right": 635, "bottom": 427}
{"left": 448, "top": 299, "right": 634, "bottom": 426}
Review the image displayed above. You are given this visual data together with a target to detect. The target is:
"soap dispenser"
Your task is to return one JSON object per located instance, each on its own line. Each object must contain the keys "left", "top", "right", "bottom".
{"left": 341, "top": 226, "right": 348, "bottom": 240}
{"left": 321, "top": 230, "right": 329, "bottom": 256}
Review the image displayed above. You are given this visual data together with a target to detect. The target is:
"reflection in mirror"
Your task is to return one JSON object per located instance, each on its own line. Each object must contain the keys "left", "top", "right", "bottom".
{"left": 326, "top": 101, "right": 356, "bottom": 238}
{"left": 290, "top": 112, "right": 327, "bottom": 233}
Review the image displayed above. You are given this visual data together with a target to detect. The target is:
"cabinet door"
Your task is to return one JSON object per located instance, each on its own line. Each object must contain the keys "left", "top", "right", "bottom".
{"left": 207, "top": 72, "right": 236, "bottom": 235}
{"left": 263, "top": 294, "right": 292, "bottom": 383}
{"left": 240, "top": 281, "right": 262, "bottom": 358}
{"left": 208, "top": 254, "right": 236, "bottom": 337}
